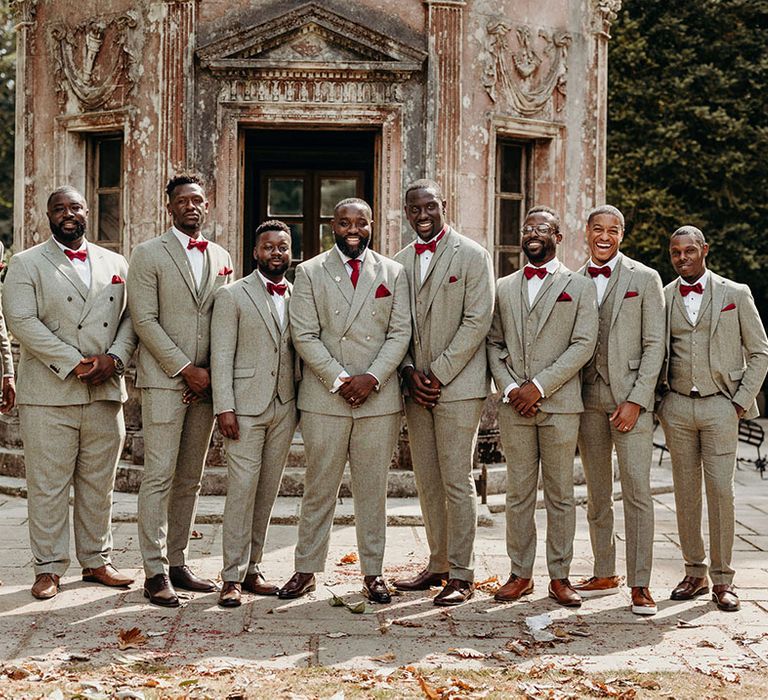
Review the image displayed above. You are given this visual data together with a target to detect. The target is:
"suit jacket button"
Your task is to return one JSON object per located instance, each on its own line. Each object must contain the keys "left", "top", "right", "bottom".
{"left": 109, "top": 296, "right": 114, "bottom": 302}
{"left": 67, "top": 296, "right": 72, "bottom": 302}
{"left": 103, "top": 322, "right": 108, "bottom": 327}
{"left": 77, "top": 324, "right": 82, "bottom": 330}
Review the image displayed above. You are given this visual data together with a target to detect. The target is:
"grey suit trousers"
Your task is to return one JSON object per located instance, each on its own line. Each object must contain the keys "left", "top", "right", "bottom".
{"left": 499, "top": 406, "right": 580, "bottom": 580}
{"left": 138, "top": 388, "right": 215, "bottom": 577}
{"left": 404, "top": 398, "right": 484, "bottom": 582}
{"left": 20, "top": 402, "right": 125, "bottom": 576}
{"left": 294, "top": 411, "right": 400, "bottom": 576}
{"left": 221, "top": 399, "right": 297, "bottom": 582}
{"left": 578, "top": 378, "right": 655, "bottom": 587}
{"left": 658, "top": 391, "right": 739, "bottom": 585}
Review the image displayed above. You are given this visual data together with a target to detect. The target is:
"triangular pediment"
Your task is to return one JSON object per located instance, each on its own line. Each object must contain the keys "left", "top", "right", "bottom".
{"left": 197, "top": 3, "right": 425, "bottom": 74}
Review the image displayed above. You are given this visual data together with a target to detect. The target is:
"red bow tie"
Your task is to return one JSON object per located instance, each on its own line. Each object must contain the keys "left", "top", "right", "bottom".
{"left": 267, "top": 282, "right": 287, "bottom": 296}
{"left": 414, "top": 228, "right": 447, "bottom": 255}
{"left": 680, "top": 282, "right": 703, "bottom": 297}
{"left": 523, "top": 265, "right": 548, "bottom": 280}
{"left": 588, "top": 265, "right": 611, "bottom": 278}
{"left": 64, "top": 249, "right": 87, "bottom": 262}
{"left": 187, "top": 237, "right": 209, "bottom": 253}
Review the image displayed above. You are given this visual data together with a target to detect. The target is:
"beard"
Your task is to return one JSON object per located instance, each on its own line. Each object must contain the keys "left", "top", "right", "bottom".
{"left": 50, "top": 219, "right": 87, "bottom": 243}
{"left": 522, "top": 240, "right": 554, "bottom": 264}
{"left": 257, "top": 257, "right": 290, "bottom": 278}
{"left": 335, "top": 233, "right": 369, "bottom": 259}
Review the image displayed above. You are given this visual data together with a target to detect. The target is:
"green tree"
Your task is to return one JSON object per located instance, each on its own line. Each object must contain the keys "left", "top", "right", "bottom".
{"left": 608, "top": 0, "right": 768, "bottom": 321}
{"left": 0, "top": 2, "right": 14, "bottom": 246}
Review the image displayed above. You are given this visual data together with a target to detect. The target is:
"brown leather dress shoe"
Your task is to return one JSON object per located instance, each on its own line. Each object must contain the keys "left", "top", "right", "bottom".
{"left": 494, "top": 574, "right": 534, "bottom": 602}
{"left": 573, "top": 575, "right": 622, "bottom": 598}
{"left": 82, "top": 564, "right": 134, "bottom": 588}
{"left": 393, "top": 568, "right": 448, "bottom": 591}
{"left": 548, "top": 579, "right": 582, "bottom": 607}
{"left": 712, "top": 584, "right": 740, "bottom": 612}
{"left": 218, "top": 582, "right": 242, "bottom": 608}
{"left": 363, "top": 575, "right": 392, "bottom": 604}
{"left": 143, "top": 573, "right": 180, "bottom": 608}
{"left": 434, "top": 578, "right": 474, "bottom": 606}
{"left": 243, "top": 572, "right": 279, "bottom": 596}
{"left": 277, "top": 572, "right": 316, "bottom": 599}
{"left": 169, "top": 565, "right": 219, "bottom": 592}
{"left": 670, "top": 575, "right": 709, "bottom": 600}
{"left": 631, "top": 586, "right": 657, "bottom": 615}
{"left": 31, "top": 573, "right": 60, "bottom": 600}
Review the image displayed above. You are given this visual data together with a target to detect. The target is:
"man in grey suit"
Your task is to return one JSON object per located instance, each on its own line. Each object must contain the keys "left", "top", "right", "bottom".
{"left": 3, "top": 186, "right": 136, "bottom": 599}
{"left": 393, "top": 180, "right": 494, "bottom": 606}
{"left": 128, "top": 174, "right": 234, "bottom": 606}
{"left": 573, "top": 205, "right": 665, "bottom": 615}
{"left": 488, "top": 205, "right": 597, "bottom": 607}
{"left": 658, "top": 226, "right": 768, "bottom": 612}
{"left": 212, "top": 220, "right": 297, "bottom": 607}
{"left": 278, "top": 198, "right": 410, "bottom": 604}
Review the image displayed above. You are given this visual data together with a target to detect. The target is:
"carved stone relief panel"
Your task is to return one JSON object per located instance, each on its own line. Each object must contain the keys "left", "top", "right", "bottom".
{"left": 48, "top": 11, "right": 141, "bottom": 112}
{"left": 481, "top": 20, "right": 571, "bottom": 117}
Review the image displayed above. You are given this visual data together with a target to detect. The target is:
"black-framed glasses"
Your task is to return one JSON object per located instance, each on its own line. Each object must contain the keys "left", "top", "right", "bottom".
{"left": 521, "top": 224, "right": 555, "bottom": 235}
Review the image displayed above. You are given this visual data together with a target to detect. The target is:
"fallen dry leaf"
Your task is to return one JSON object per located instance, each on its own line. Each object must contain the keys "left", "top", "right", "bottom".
{"left": 676, "top": 618, "right": 700, "bottom": 628}
{"left": 370, "top": 652, "right": 396, "bottom": 663}
{"left": 338, "top": 552, "right": 359, "bottom": 565}
{"left": 417, "top": 675, "right": 441, "bottom": 700}
{"left": 475, "top": 575, "right": 501, "bottom": 594}
{"left": 696, "top": 639, "right": 723, "bottom": 649}
{"left": 569, "top": 629, "right": 591, "bottom": 638}
{"left": 117, "top": 627, "right": 149, "bottom": 650}
{"left": 447, "top": 647, "right": 486, "bottom": 659}
{"left": 392, "top": 619, "right": 424, "bottom": 628}
{"left": 190, "top": 530, "right": 203, "bottom": 539}
{"left": 505, "top": 639, "right": 530, "bottom": 656}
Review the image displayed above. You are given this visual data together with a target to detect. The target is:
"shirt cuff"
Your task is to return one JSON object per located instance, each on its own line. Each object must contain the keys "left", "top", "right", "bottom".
{"left": 217, "top": 409, "right": 235, "bottom": 416}
{"left": 366, "top": 372, "right": 380, "bottom": 391}
{"left": 331, "top": 371, "right": 350, "bottom": 393}
{"left": 532, "top": 378, "right": 545, "bottom": 398}
{"left": 172, "top": 361, "right": 192, "bottom": 378}
{"left": 502, "top": 381, "right": 519, "bottom": 403}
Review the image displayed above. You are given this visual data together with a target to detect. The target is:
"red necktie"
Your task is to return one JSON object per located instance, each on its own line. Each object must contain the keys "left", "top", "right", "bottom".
{"left": 64, "top": 249, "right": 87, "bottom": 262}
{"left": 267, "top": 282, "right": 287, "bottom": 296}
{"left": 414, "top": 227, "right": 447, "bottom": 255}
{"left": 348, "top": 258, "right": 361, "bottom": 288}
{"left": 588, "top": 265, "right": 611, "bottom": 278}
{"left": 680, "top": 282, "right": 703, "bottom": 297}
{"left": 523, "top": 265, "right": 547, "bottom": 280}
{"left": 187, "top": 237, "right": 209, "bottom": 253}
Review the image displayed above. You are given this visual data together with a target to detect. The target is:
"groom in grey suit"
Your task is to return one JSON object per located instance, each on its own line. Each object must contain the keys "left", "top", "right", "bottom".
{"left": 278, "top": 198, "right": 410, "bottom": 604}
{"left": 128, "top": 174, "right": 234, "bottom": 606}
{"left": 3, "top": 186, "right": 136, "bottom": 599}
{"left": 574, "top": 205, "right": 665, "bottom": 616}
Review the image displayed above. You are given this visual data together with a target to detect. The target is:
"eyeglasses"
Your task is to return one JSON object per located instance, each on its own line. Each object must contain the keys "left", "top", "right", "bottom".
{"left": 521, "top": 224, "right": 556, "bottom": 235}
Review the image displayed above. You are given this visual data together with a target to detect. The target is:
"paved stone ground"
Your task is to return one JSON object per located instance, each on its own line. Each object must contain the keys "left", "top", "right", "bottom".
{"left": 0, "top": 438, "right": 766, "bottom": 687}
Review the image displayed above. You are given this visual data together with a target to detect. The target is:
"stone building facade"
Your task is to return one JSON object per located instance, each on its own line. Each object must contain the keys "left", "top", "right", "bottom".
{"left": 6, "top": 0, "right": 622, "bottom": 487}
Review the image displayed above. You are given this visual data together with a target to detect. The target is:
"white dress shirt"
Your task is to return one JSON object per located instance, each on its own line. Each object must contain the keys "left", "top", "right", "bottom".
{"left": 678, "top": 271, "right": 708, "bottom": 325}
{"left": 53, "top": 237, "right": 91, "bottom": 288}
{"left": 172, "top": 226, "right": 206, "bottom": 288}
{"left": 417, "top": 226, "right": 447, "bottom": 283}
{"left": 588, "top": 252, "right": 621, "bottom": 306}
{"left": 257, "top": 269, "right": 286, "bottom": 327}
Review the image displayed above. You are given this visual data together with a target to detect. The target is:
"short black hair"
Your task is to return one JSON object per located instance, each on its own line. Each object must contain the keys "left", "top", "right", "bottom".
{"left": 47, "top": 185, "right": 85, "bottom": 208}
{"left": 254, "top": 219, "right": 291, "bottom": 243}
{"left": 333, "top": 197, "right": 372, "bottom": 218}
{"left": 166, "top": 173, "right": 205, "bottom": 200}
{"left": 525, "top": 205, "right": 560, "bottom": 232}
{"left": 587, "top": 204, "right": 625, "bottom": 229}
{"left": 405, "top": 179, "right": 444, "bottom": 200}
{"left": 671, "top": 225, "right": 706, "bottom": 245}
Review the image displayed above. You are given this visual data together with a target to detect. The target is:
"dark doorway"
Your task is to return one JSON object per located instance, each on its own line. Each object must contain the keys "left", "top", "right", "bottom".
{"left": 243, "top": 129, "right": 377, "bottom": 277}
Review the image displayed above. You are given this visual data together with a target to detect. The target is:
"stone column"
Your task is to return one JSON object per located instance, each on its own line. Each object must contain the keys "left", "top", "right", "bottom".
{"left": 11, "top": 0, "right": 37, "bottom": 251}
{"left": 424, "top": 0, "right": 464, "bottom": 223}
{"left": 592, "top": 0, "right": 622, "bottom": 204}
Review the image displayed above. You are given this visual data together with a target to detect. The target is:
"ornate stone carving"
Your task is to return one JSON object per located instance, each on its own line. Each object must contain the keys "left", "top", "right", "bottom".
{"left": 49, "top": 11, "right": 139, "bottom": 111}
{"left": 594, "top": 0, "right": 622, "bottom": 34}
{"left": 482, "top": 21, "right": 571, "bottom": 117}
{"left": 10, "top": 0, "right": 37, "bottom": 24}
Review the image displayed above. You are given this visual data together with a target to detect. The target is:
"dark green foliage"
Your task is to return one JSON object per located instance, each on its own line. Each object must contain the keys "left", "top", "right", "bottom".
{"left": 608, "top": 0, "right": 768, "bottom": 320}
{"left": 0, "top": 4, "right": 14, "bottom": 247}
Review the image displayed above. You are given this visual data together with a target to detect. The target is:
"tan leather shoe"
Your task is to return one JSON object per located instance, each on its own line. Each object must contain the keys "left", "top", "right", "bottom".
{"left": 433, "top": 578, "right": 474, "bottom": 606}
{"left": 218, "top": 582, "right": 242, "bottom": 608}
{"left": 243, "top": 572, "right": 279, "bottom": 596}
{"left": 494, "top": 574, "right": 534, "bottom": 602}
{"left": 82, "top": 564, "right": 134, "bottom": 588}
{"left": 631, "top": 586, "right": 657, "bottom": 615}
{"left": 277, "top": 572, "right": 316, "bottom": 599}
{"left": 548, "top": 578, "right": 582, "bottom": 607}
{"left": 31, "top": 573, "right": 60, "bottom": 600}
{"left": 143, "top": 573, "right": 180, "bottom": 608}
{"left": 169, "top": 565, "right": 219, "bottom": 592}
{"left": 573, "top": 575, "right": 622, "bottom": 598}
{"left": 712, "top": 584, "right": 740, "bottom": 612}
{"left": 670, "top": 576, "right": 708, "bottom": 600}
{"left": 393, "top": 568, "right": 448, "bottom": 591}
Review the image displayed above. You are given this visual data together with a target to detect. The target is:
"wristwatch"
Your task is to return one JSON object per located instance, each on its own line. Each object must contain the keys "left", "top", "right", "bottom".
{"left": 107, "top": 353, "right": 125, "bottom": 376}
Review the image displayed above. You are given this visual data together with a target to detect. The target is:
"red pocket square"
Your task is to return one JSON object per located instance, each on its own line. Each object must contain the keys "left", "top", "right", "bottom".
{"left": 722, "top": 302, "right": 736, "bottom": 312}
{"left": 375, "top": 283, "right": 391, "bottom": 298}
{"left": 218, "top": 266, "right": 233, "bottom": 276}
{"left": 111, "top": 275, "right": 125, "bottom": 284}
{"left": 449, "top": 275, "right": 459, "bottom": 283}
{"left": 556, "top": 291, "right": 572, "bottom": 302}
{"left": 624, "top": 290, "right": 639, "bottom": 299}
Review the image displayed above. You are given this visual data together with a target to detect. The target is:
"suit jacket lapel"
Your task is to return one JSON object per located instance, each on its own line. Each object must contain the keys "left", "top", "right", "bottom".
{"left": 609, "top": 257, "right": 633, "bottom": 330}
{"left": 709, "top": 272, "right": 726, "bottom": 337}
{"left": 344, "top": 252, "right": 378, "bottom": 333}
{"left": 672, "top": 281, "right": 694, "bottom": 327}
{"left": 242, "top": 273, "right": 279, "bottom": 346}
{"left": 197, "top": 247, "right": 218, "bottom": 304}
{"left": 423, "top": 229, "right": 459, "bottom": 316}
{"left": 323, "top": 248, "right": 354, "bottom": 305}
{"left": 509, "top": 271, "right": 525, "bottom": 350}
{"left": 534, "top": 266, "right": 569, "bottom": 339}
{"left": 161, "top": 230, "right": 197, "bottom": 300}
{"left": 42, "top": 238, "right": 89, "bottom": 300}
{"left": 79, "top": 244, "right": 110, "bottom": 322}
